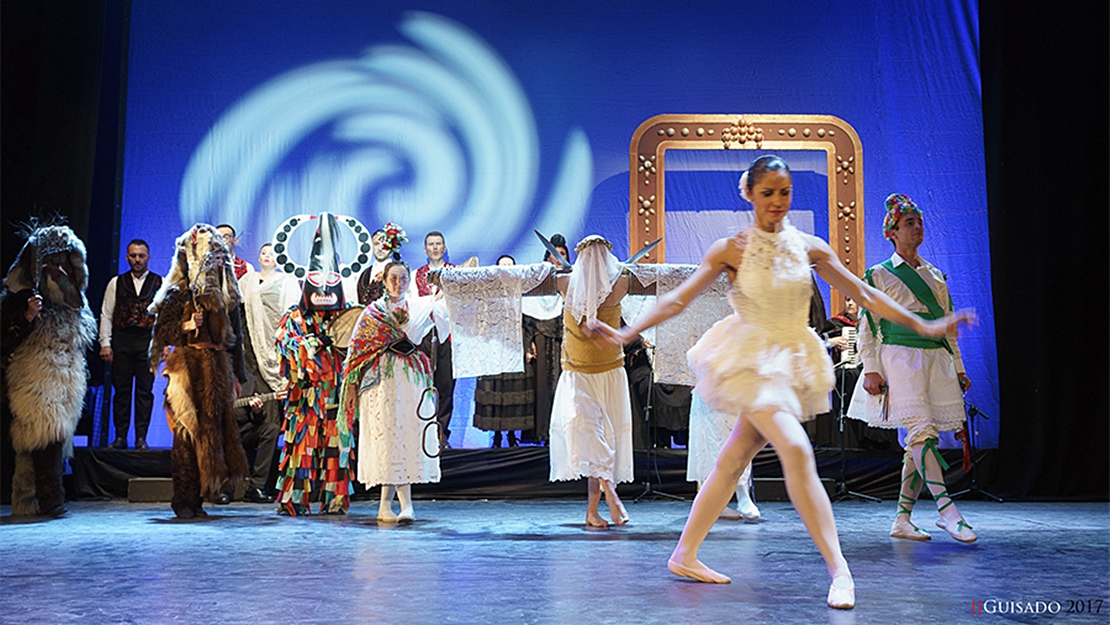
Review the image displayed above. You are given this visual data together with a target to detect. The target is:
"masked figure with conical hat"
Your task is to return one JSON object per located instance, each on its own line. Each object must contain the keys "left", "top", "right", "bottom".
{"left": 149, "top": 223, "right": 249, "bottom": 519}
{"left": 1, "top": 222, "right": 96, "bottom": 517}
{"left": 273, "top": 212, "right": 355, "bottom": 515}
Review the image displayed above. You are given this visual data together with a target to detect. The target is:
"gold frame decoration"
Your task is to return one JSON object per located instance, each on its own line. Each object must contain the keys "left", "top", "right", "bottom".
{"left": 629, "top": 114, "right": 865, "bottom": 312}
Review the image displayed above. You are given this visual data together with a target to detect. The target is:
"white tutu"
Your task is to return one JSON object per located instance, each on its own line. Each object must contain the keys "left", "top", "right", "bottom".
{"left": 548, "top": 368, "right": 634, "bottom": 483}
{"left": 846, "top": 345, "right": 965, "bottom": 432}
{"left": 687, "top": 314, "right": 834, "bottom": 421}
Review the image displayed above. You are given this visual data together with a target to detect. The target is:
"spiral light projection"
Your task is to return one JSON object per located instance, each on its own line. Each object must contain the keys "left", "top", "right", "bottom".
{"left": 180, "top": 12, "right": 593, "bottom": 264}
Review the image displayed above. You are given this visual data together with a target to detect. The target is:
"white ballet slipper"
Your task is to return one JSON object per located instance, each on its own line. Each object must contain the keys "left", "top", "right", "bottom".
{"left": 827, "top": 574, "right": 855, "bottom": 609}
{"left": 667, "top": 558, "right": 731, "bottom": 584}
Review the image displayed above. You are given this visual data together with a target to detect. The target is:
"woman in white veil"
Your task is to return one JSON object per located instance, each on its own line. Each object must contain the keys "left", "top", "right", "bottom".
{"left": 548, "top": 235, "right": 633, "bottom": 528}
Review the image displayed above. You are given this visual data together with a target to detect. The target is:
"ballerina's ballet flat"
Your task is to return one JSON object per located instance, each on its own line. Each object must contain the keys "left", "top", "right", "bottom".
{"left": 827, "top": 575, "right": 855, "bottom": 609}
{"left": 667, "top": 558, "right": 731, "bottom": 584}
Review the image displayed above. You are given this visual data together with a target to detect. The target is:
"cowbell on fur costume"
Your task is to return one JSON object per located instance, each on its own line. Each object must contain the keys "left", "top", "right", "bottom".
{"left": 149, "top": 224, "right": 248, "bottom": 519}
{"left": 1, "top": 224, "right": 96, "bottom": 516}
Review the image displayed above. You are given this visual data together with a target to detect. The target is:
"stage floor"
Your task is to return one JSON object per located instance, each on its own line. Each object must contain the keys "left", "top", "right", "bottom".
{"left": 2, "top": 500, "right": 1108, "bottom": 624}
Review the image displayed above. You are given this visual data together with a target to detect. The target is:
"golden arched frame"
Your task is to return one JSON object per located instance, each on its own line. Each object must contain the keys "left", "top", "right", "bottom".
{"left": 629, "top": 114, "right": 864, "bottom": 313}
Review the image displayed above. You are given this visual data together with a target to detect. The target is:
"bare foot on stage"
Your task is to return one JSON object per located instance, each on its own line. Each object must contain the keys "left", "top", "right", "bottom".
{"left": 586, "top": 511, "right": 609, "bottom": 528}
{"left": 602, "top": 482, "right": 629, "bottom": 525}
{"left": 609, "top": 501, "right": 630, "bottom": 526}
{"left": 667, "top": 557, "right": 731, "bottom": 584}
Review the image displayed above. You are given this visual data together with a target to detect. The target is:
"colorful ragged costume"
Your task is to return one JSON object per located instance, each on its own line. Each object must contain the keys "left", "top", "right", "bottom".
{"left": 272, "top": 212, "right": 355, "bottom": 515}
{"left": 273, "top": 307, "right": 353, "bottom": 514}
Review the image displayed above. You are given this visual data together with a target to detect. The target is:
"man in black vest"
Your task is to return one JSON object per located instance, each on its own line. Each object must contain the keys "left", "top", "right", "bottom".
{"left": 99, "top": 239, "right": 163, "bottom": 450}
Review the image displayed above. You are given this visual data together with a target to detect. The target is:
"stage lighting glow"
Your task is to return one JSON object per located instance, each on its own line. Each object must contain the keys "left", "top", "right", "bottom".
{"left": 179, "top": 11, "right": 589, "bottom": 263}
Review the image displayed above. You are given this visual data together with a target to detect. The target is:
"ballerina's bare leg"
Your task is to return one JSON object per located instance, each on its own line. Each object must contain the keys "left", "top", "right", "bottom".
{"left": 668, "top": 416, "right": 768, "bottom": 583}
{"left": 669, "top": 407, "right": 853, "bottom": 607}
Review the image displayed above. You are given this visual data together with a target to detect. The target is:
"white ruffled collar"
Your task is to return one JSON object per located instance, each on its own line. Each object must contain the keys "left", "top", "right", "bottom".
{"left": 748, "top": 215, "right": 790, "bottom": 240}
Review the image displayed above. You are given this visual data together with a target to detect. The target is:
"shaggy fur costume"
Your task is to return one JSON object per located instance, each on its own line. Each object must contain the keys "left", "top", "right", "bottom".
{"left": 150, "top": 225, "right": 248, "bottom": 518}
{"left": 1, "top": 224, "right": 96, "bottom": 516}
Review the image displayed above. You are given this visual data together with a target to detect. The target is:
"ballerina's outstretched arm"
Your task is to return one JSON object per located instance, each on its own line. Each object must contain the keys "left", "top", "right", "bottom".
{"left": 589, "top": 234, "right": 746, "bottom": 346}
{"left": 807, "top": 235, "right": 976, "bottom": 339}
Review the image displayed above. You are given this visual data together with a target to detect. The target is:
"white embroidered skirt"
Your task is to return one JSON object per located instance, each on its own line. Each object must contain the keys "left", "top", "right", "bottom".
{"left": 686, "top": 389, "right": 740, "bottom": 484}
{"left": 548, "top": 368, "right": 634, "bottom": 484}
{"left": 357, "top": 356, "right": 441, "bottom": 487}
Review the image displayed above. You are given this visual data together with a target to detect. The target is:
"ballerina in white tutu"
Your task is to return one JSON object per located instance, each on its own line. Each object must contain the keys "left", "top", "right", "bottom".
{"left": 591, "top": 155, "right": 975, "bottom": 609}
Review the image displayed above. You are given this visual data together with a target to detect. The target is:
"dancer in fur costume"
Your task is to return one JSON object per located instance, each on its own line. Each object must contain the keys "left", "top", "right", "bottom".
{"left": 149, "top": 224, "right": 249, "bottom": 519}
{"left": 273, "top": 213, "right": 355, "bottom": 515}
{"left": 1, "top": 223, "right": 96, "bottom": 516}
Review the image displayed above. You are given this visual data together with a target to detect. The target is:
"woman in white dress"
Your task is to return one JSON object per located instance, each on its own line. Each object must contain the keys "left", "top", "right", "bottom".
{"left": 341, "top": 262, "right": 447, "bottom": 522}
{"left": 549, "top": 236, "right": 633, "bottom": 528}
{"left": 592, "top": 155, "right": 974, "bottom": 609}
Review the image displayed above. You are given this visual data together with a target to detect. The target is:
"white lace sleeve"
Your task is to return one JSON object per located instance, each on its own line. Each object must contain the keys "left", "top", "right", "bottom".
{"left": 521, "top": 294, "right": 564, "bottom": 320}
{"left": 440, "top": 263, "right": 554, "bottom": 378}
{"left": 403, "top": 295, "right": 440, "bottom": 344}
{"left": 624, "top": 264, "right": 733, "bottom": 385}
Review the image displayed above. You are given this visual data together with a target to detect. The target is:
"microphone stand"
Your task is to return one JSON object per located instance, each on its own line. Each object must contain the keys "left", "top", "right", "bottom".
{"left": 633, "top": 343, "right": 683, "bottom": 503}
{"left": 950, "top": 402, "right": 1003, "bottom": 502}
{"left": 831, "top": 359, "right": 881, "bottom": 502}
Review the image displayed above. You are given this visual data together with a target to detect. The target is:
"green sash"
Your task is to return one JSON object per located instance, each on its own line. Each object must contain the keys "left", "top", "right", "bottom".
{"left": 862, "top": 258, "right": 951, "bottom": 353}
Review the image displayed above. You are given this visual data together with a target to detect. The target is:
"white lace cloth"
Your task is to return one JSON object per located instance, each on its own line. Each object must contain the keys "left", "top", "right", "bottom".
{"left": 521, "top": 294, "right": 563, "bottom": 320}
{"left": 623, "top": 264, "right": 733, "bottom": 386}
{"left": 687, "top": 224, "right": 834, "bottom": 419}
{"left": 564, "top": 241, "right": 622, "bottom": 325}
{"left": 442, "top": 261, "right": 733, "bottom": 383}
{"left": 440, "top": 263, "right": 555, "bottom": 378}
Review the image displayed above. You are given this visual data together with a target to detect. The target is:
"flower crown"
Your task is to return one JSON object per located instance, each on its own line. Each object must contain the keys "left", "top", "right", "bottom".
{"left": 574, "top": 234, "right": 611, "bottom": 253}
{"left": 381, "top": 222, "right": 408, "bottom": 255}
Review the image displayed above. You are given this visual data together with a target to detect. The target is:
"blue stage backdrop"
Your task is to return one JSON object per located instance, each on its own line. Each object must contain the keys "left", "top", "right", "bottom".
{"left": 118, "top": 0, "right": 996, "bottom": 449}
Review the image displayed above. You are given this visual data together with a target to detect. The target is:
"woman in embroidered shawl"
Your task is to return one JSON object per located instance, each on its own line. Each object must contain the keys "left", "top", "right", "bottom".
{"left": 341, "top": 261, "right": 448, "bottom": 522}
{"left": 591, "top": 155, "right": 975, "bottom": 609}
